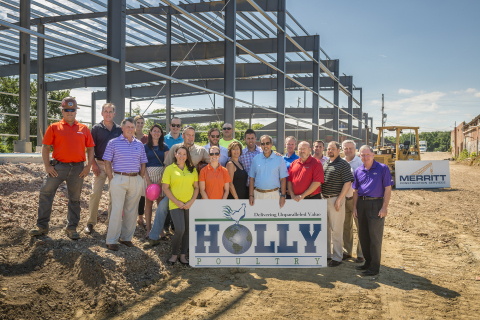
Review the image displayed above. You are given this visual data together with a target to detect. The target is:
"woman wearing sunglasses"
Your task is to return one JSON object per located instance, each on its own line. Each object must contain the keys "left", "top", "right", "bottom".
{"left": 199, "top": 146, "right": 231, "bottom": 199}
{"left": 143, "top": 124, "right": 169, "bottom": 237}
{"left": 162, "top": 146, "right": 199, "bottom": 266}
{"left": 226, "top": 141, "right": 248, "bottom": 199}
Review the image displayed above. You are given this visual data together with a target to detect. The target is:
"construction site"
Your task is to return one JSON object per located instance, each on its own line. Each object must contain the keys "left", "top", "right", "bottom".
{"left": 0, "top": 0, "right": 479, "bottom": 319}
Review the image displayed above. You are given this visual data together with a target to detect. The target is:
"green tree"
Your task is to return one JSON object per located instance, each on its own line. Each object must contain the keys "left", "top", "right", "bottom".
{"left": 385, "top": 131, "right": 451, "bottom": 151}
{"left": 0, "top": 77, "right": 69, "bottom": 152}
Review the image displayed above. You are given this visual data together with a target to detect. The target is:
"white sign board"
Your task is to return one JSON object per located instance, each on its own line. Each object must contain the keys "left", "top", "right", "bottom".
{"left": 189, "top": 199, "right": 327, "bottom": 268}
{"left": 395, "top": 160, "right": 450, "bottom": 189}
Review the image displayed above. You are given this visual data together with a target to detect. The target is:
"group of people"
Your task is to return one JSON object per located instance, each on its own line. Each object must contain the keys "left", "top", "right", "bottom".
{"left": 30, "top": 97, "right": 393, "bottom": 275}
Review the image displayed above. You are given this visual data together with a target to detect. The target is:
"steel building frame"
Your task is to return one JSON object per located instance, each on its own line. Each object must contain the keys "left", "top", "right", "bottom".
{"left": 0, "top": 0, "right": 372, "bottom": 153}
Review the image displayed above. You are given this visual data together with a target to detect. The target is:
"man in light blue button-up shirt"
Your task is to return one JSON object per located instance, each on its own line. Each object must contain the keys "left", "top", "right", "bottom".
{"left": 248, "top": 135, "right": 289, "bottom": 208}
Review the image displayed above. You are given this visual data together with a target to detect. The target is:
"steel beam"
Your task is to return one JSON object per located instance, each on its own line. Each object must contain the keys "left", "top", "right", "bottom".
{"left": 276, "top": 0, "right": 286, "bottom": 154}
{"left": 15, "top": 0, "right": 32, "bottom": 153}
{"left": 332, "top": 59, "right": 339, "bottom": 142}
{"left": 312, "top": 35, "right": 320, "bottom": 142}
{"left": 92, "top": 76, "right": 356, "bottom": 100}
{"left": 45, "top": 60, "right": 336, "bottom": 91}
{"left": 347, "top": 76, "right": 353, "bottom": 137}
{"left": 0, "top": 0, "right": 282, "bottom": 31}
{"left": 36, "top": 23, "right": 47, "bottom": 146}
{"left": 224, "top": 0, "right": 236, "bottom": 131}
{"left": 165, "top": 9, "right": 172, "bottom": 130}
{"left": 363, "top": 112, "right": 368, "bottom": 144}
{"left": 369, "top": 117, "right": 374, "bottom": 144}
{"left": 0, "top": 36, "right": 326, "bottom": 77}
{"left": 107, "top": 0, "right": 126, "bottom": 124}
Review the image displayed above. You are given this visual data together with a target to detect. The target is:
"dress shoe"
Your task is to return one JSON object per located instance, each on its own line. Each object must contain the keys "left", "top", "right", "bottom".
{"left": 362, "top": 270, "right": 379, "bottom": 276}
{"left": 343, "top": 253, "right": 352, "bottom": 260}
{"left": 179, "top": 260, "right": 190, "bottom": 267}
{"left": 328, "top": 260, "right": 342, "bottom": 267}
{"left": 356, "top": 264, "right": 370, "bottom": 270}
{"left": 119, "top": 240, "right": 135, "bottom": 247}
{"left": 84, "top": 224, "right": 94, "bottom": 234}
{"left": 167, "top": 259, "right": 177, "bottom": 266}
{"left": 355, "top": 257, "right": 365, "bottom": 263}
{"left": 107, "top": 244, "right": 119, "bottom": 251}
{"left": 327, "top": 257, "right": 332, "bottom": 261}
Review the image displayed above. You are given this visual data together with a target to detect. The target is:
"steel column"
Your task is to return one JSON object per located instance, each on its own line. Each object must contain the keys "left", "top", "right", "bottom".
{"left": 223, "top": 0, "right": 236, "bottom": 130}
{"left": 358, "top": 88, "right": 363, "bottom": 142}
{"left": 332, "top": 59, "right": 339, "bottom": 142}
{"left": 107, "top": 0, "right": 126, "bottom": 124}
{"left": 15, "top": 0, "right": 32, "bottom": 153}
{"left": 276, "top": 0, "right": 286, "bottom": 154}
{"left": 369, "top": 118, "right": 375, "bottom": 144}
{"left": 312, "top": 35, "right": 320, "bottom": 142}
{"left": 363, "top": 112, "right": 368, "bottom": 144}
{"left": 91, "top": 92, "right": 96, "bottom": 125}
{"left": 36, "top": 23, "right": 47, "bottom": 146}
{"left": 347, "top": 76, "right": 353, "bottom": 138}
{"left": 166, "top": 9, "right": 172, "bottom": 130}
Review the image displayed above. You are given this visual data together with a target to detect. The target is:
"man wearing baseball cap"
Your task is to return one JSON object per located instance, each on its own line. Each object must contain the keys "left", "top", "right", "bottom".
{"left": 29, "top": 97, "right": 95, "bottom": 240}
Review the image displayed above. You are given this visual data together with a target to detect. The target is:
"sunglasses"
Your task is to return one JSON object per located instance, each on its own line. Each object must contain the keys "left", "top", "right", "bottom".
{"left": 210, "top": 134, "right": 220, "bottom": 138}
{"left": 222, "top": 127, "right": 232, "bottom": 130}
{"left": 171, "top": 124, "right": 181, "bottom": 128}
{"left": 261, "top": 142, "right": 271, "bottom": 146}
{"left": 62, "top": 109, "right": 76, "bottom": 112}
{"left": 209, "top": 152, "right": 220, "bottom": 156}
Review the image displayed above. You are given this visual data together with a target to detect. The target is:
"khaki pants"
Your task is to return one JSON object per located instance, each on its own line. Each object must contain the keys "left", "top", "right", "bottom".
{"left": 326, "top": 196, "right": 346, "bottom": 262}
{"left": 87, "top": 160, "right": 112, "bottom": 226}
{"left": 254, "top": 189, "right": 280, "bottom": 200}
{"left": 106, "top": 174, "right": 143, "bottom": 245}
{"left": 343, "top": 197, "right": 363, "bottom": 258}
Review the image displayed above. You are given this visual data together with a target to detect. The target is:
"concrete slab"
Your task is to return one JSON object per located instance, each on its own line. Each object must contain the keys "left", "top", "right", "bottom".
{"left": 0, "top": 153, "right": 46, "bottom": 164}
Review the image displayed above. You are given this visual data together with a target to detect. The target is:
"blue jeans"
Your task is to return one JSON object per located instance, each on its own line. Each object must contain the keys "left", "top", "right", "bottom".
{"left": 37, "top": 162, "right": 84, "bottom": 230}
{"left": 149, "top": 196, "right": 169, "bottom": 240}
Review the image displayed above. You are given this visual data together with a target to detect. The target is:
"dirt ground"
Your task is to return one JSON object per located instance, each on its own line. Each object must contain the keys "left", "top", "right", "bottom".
{"left": 0, "top": 152, "right": 479, "bottom": 319}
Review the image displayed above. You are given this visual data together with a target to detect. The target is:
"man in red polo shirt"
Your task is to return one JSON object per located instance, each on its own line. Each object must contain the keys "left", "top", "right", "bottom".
{"left": 287, "top": 141, "right": 324, "bottom": 200}
{"left": 29, "top": 97, "right": 95, "bottom": 240}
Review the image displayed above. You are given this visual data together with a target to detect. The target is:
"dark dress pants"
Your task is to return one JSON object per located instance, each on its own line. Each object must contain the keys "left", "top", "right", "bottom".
{"left": 37, "top": 162, "right": 84, "bottom": 230}
{"left": 356, "top": 198, "right": 385, "bottom": 272}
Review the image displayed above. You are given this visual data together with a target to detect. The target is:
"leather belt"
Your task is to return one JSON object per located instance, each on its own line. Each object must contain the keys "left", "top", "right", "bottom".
{"left": 305, "top": 193, "right": 321, "bottom": 199}
{"left": 346, "top": 196, "right": 353, "bottom": 200}
{"left": 322, "top": 194, "right": 338, "bottom": 199}
{"left": 255, "top": 187, "right": 279, "bottom": 193}
{"left": 359, "top": 196, "right": 383, "bottom": 200}
{"left": 114, "top": 172, "right": 139, "bottom": 176}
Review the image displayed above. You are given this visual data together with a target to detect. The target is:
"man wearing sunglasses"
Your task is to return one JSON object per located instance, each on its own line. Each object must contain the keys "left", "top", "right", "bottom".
{"left": 29, "top": 97, "right": 95, "bottom": 240}
{"left": 219, "top": 123, "right": 243, "bottom": 149}
{"left": 248, "top": 135, "right": 289, "bottom": 209}
{"left": 164, "top": 117, "right": 183, "bottom": 148}
{"left": 204, "top": 128, "right": 229, "bottom": 166}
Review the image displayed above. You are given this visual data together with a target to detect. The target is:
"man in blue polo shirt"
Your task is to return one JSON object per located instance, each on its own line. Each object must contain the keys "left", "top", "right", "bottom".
{"left": 249, "top": 135, "right": 289, "bottom": 208}
{"left": 283, "top": 136, "right": 299, "bottom": 170}
{"left": 353, "top": 145, "right": 394, "bottom": 276}
{"left": 164, "top": 117, "right": 183, "bottom": 148}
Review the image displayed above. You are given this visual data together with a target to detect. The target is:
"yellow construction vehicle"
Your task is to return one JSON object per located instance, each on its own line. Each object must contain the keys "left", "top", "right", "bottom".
{"left": 373, "top": 126, "right": 421, "bottom": 178}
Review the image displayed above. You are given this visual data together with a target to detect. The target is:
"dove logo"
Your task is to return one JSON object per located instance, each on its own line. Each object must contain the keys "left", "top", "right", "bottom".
{"left": 221, "top": 204, "right": 252, "bottom": 255}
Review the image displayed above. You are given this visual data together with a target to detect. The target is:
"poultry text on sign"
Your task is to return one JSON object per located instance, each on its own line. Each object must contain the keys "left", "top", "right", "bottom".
{"left": 189, "top": 199, "right": 328, "bottom": 268}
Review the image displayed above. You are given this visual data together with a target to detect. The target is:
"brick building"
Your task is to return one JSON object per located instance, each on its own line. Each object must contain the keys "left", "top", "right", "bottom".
{"left": 451, "top": 115, "right": 480, "bottom": 157}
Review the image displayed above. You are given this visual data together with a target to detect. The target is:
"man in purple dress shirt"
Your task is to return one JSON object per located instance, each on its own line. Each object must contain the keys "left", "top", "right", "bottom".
{"left": 103, "top": 118, "right": 148, "bottom": 251}
{"left": 352, "top": 145, "right": 394, "bottom": 276}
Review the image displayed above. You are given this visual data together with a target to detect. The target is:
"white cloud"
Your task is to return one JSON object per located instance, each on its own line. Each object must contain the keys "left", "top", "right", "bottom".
{"left": 398, "top": 89, "right": 414, "bottom": 95}
{"left": 370, "top": 91, "right": 446, "bottom": 115}
{"left": 379, "top": 55, "right": 387, "bottom": 58}
{"left": 452, "top": 88, "right": 480, "bottom": 97}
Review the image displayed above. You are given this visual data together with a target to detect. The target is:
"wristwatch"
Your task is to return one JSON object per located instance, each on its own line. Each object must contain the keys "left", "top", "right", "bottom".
{"left": 280, "top": 194, "right": 286, "bottom": 198}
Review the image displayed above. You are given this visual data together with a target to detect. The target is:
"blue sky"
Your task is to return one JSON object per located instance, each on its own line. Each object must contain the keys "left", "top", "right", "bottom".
{"left": 68, "top": 0, "right": 480, "bottom": 133}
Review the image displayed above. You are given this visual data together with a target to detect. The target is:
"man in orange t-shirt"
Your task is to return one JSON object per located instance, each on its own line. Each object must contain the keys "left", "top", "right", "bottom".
{"left": 29, "top": 97, "right": 95, "bottom": 240}
{"left": 199, "top": 146, "right": 231, "bottom": 199}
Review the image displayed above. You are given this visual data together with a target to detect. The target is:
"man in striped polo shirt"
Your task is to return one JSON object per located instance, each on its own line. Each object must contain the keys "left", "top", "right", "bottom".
{"left": 103, "top": 118, "right": 148, "bottom": 251}
{"left": 321, "top": 141, "right": 354, "bottom": 267}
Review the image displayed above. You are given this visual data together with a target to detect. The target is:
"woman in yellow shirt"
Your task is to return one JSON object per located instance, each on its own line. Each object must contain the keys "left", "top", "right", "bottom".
{"left": 162, "top": 146, "right": 199, "bottom": 266}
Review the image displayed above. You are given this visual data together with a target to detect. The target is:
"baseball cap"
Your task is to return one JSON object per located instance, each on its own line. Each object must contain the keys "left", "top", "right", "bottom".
{"left": 60, "top": 97, "right": 80, "bottom": 109}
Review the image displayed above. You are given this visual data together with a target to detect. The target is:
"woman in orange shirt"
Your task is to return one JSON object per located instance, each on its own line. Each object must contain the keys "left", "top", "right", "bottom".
{"left": 199, "top": 146, "right": 231, "bottom": 199}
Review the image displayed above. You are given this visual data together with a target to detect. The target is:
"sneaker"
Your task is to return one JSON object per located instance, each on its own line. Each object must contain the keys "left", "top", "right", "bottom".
{"left": 64, "top": 228, "right": 80, "bottom": 240}
{"left": 29, "top": 227, "right": 49, "bottom": 237}
{"left": 143, "top": 238, "right": 161, "bottom": 249}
